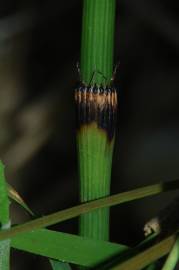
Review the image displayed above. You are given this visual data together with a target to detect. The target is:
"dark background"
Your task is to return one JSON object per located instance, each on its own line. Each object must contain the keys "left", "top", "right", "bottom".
{"left": 0, "top": 0, "right": 179, "bottom": 269}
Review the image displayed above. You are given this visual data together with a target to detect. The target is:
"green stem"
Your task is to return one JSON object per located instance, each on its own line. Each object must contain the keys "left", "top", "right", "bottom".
{"left": 0, "top": 161, "right": 10, "bottom": 270}
{"left": 78, "top": 0, "right": 116, "bottom": 242}
{"left": 77, "top": 125, "right": 115, "bottom": 240}
{"left": 81, "top": 0, "right": 116, "bottom": 86}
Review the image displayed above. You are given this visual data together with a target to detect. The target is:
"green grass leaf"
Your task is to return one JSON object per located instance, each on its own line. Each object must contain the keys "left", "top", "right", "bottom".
{"left": 0, "top": 179, "right": 178, "bottom": 268}
{"left": 109, "top": 235, "right": 176, "bottom": 270}
{"left": 161, "top": 236, "right": 179, "bottom": 270}
{"left": 0, "top": 179, "right": 179, "bottom": 242}
{"left": 11, "top": 229, "right": 127, "bottom": 267}
{"left": 7, "top": 178, "right": 172, "bottom": 219}
{"left": 10, "top": 227, "right": 178, "bottom": 269}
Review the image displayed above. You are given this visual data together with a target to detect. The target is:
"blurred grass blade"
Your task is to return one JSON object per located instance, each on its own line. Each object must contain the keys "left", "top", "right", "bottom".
{"left": 0, "top": 161, "right": 10, "bottom": 270}
{"left": 0, "top": 179, "right": 179, "bottom": 242}
{"left": 50, "top": 260, "right": 72, "bottom": 270}
{"left": 161, "top": 236, "right": 179, "bottom": 270}
{"left": 7, "top": 183, "right": 34, "bottom": 216}
{"left": 145, "top": 264, "right": 157, "bottom": 270}
{"left": 110, "top": 235, "right": 176, "bottom": 270}
{"left": 11, "top": 229, "right": 127, "bottom": 267}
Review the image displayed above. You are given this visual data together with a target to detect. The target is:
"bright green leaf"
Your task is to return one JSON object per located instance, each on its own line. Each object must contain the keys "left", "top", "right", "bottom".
{"left": 11, "top": 229, "right": 127, "bottom": 267}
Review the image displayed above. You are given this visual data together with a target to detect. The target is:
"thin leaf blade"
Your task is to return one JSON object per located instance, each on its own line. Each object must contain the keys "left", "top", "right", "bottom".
{"left": 7, "top": 184, "right": 34, "bottom": 216}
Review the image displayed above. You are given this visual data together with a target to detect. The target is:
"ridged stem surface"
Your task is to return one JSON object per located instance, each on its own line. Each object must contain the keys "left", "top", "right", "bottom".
{"left": 77, "top": 124, "right": 115, "bottom": 240}
{"left": 78, "top": 0, "right": 116, "bottom": 242}
{"left": 81, "top": 0, "right": 116, "bottom": 86}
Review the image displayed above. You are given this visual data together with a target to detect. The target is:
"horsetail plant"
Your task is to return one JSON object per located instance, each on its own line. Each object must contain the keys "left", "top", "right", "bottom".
{"left": 76, "top": 0, "right": 117, "bottom": 241}
{"left": 0, "top": 1, "right": 179, "bottom": 269}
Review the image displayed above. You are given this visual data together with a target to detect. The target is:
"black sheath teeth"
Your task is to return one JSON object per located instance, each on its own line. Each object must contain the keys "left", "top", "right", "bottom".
{"left": 75, "top": 83, "right": 118, "bottom": 141}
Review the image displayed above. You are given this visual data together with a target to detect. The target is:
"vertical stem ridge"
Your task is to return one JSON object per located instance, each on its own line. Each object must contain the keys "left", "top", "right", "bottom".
{"left": 77, "top": 0, "right": 116, "bottom": 245}
{"left": 81, "top": 0, "right": 116, "bottom": 86}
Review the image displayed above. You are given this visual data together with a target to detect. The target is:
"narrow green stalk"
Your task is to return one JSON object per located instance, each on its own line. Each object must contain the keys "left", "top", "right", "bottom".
{"left": 81, "top": 0, "right": 116, "bottom": 86}
{"left": 78, "top": 0, "right": 116, "bottom": 242}
{"left": 0, "top": 161, "right": 10, "bottom": 270}
{"left": 161, "top": 236, "right": 179, "bottom": 270}
{"left": 77, "top": 125, "right": 115, "bottom": 240}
